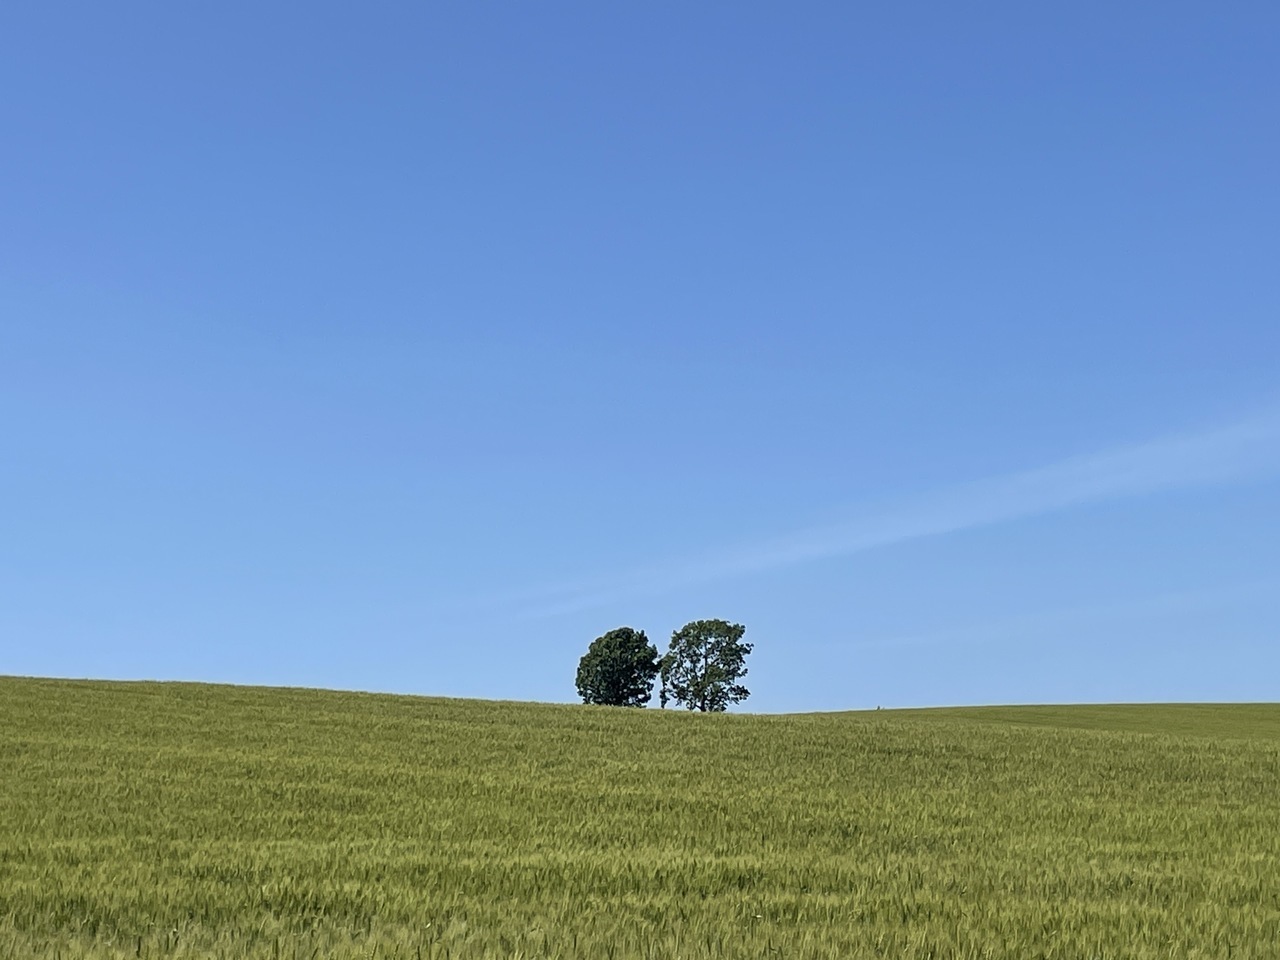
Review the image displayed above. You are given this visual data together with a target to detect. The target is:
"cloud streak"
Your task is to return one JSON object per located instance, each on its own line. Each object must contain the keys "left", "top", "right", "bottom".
{"left": 515, "top": 408, "right": 1280, "bottom": 618}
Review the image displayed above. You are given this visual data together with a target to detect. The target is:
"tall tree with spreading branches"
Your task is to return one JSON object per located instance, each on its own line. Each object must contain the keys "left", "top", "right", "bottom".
{"left": 659, "top": 619, "right": 752, "bottom": 712}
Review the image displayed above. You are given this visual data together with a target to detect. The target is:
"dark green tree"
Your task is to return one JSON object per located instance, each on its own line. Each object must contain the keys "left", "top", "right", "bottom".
{"left": 575, "top": 627, "right": 661, "bottom": 707}
{"left": 659, "top": 619, "right": 752, "bottom": 712}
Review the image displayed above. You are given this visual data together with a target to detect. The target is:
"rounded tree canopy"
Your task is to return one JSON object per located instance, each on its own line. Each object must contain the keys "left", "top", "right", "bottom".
{"left": 575, "top": 627, "right": 660, "bottom": 707}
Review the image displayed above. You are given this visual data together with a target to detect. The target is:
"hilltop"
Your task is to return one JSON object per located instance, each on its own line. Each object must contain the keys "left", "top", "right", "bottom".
{"left": 1, "top": 676, "right": 1276, "bottom": 958}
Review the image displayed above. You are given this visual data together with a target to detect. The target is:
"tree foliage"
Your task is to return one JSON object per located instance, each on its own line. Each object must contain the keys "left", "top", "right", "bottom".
{"left": 659, "top": 619, "right": 752, "bottom": 712}
{"left": 575, "top": 627, "right": 660, "bottom": 707}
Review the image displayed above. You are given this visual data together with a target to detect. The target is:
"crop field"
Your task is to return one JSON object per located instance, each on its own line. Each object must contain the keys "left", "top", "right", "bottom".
{"left": 1, "top": 677, "right": 1277, "bottom": 959}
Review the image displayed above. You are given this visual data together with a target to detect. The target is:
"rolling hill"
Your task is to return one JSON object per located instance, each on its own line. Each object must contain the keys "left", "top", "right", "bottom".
{"left": 1, "top": 676, "right": 1276, "bottom": 958}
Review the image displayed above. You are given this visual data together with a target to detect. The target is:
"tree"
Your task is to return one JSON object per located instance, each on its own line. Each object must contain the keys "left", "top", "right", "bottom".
{"left": 659, "top": 619, "right": 752, "bottom": 712}
{"left": 575, "top": 627, "right": 660, "bottom": 707}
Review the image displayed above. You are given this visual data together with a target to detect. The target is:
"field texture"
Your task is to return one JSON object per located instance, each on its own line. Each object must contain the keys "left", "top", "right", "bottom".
{"left": 1, "top": 677, "right": 1277, "bottom": 959}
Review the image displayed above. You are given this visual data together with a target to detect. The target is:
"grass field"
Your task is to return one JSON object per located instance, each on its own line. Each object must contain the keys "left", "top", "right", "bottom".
{"left": 1, "top": 677, "right": 1277, "bottom": 959}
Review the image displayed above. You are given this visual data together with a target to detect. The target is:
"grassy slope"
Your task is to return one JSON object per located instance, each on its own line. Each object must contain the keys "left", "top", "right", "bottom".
{"left": 1, "top": 676, "right": 1277, "bottom": 959}
{"left": 874, "top": 702, "right": 1280, "bottom": 741}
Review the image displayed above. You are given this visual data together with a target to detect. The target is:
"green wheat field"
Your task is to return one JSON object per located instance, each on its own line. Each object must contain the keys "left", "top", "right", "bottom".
{"left": 1, "top": 677, "right": 1277, "bottom": 959}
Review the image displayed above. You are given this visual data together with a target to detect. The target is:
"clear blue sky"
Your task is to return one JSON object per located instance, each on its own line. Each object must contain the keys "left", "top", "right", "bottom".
{"left": 3, "top": 2, "right": 1278, "bottom": 711}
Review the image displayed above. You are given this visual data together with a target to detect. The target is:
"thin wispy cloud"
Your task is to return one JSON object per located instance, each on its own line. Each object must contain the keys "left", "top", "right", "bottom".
{"left": 514, "top": 408, "right": 1280, "bottom": 618}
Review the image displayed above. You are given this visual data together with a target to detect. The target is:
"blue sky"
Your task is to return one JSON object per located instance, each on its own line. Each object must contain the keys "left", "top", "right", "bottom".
{"left": 2, "top": 2, "right": 1277, "bottom": 711}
